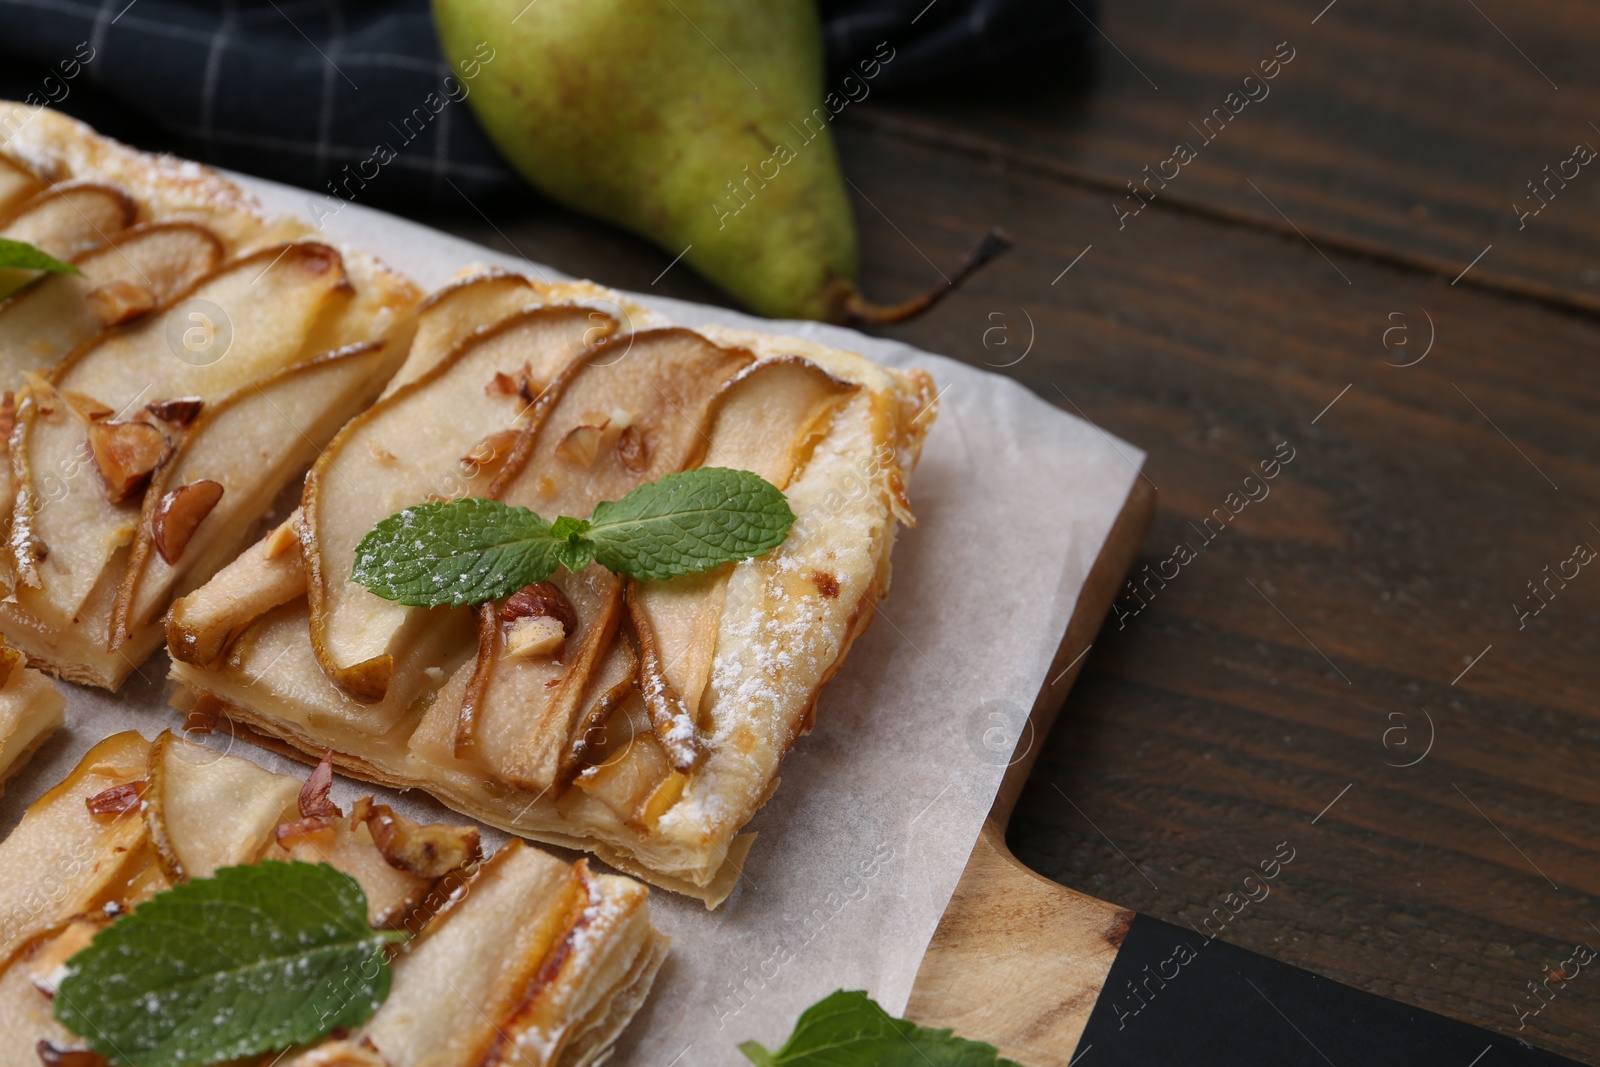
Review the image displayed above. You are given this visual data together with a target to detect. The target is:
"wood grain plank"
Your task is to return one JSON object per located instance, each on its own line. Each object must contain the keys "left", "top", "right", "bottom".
{"left": 849, "top": 0, "right": 1600, "bottom": 313}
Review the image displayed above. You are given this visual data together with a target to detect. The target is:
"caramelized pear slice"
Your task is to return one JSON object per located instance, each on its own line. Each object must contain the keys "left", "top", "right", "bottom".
{"left": 9, "top": 242, "right": 350, "bottom": 626}
{"left": 166, "top": 510, "right": 306, "bottom": 667}
{"left": 383, "top": 269, "right": 541, "bottom": 394}
{"left": 113, "top": 341, "right": 392, "bottom": 648}
{"left": 0, "top": 222, "right": 224, "bottom": 385}
{"left": 456, "top": 564, "right": 622, "bottom": 792}
{"left": 484, "top": 864, "right": 657, "bottom": 1062}
{"left": 0, "top": 730, "right": 151, "bottom": 964}
{"left": 0, "top": 152, "right": 43, "bottom": 219}
{"left": 557, "top": 627, "right": 638, "bottom": 784}
{"left": 305, "top": 305, "right": 608, "bottom": 704}
{"left": 143, "top": 729, "right": 301, "bottom": 880}
{"left": 0, "top": 180, "right": 136, "bottom": 275}
{"left": 458, "top": 330, "right": 753, "bottom": 791}
{"left": 0, "top": 645, "right": 65, "bottom": 790}
{"left": 351, "top": 797, "right": 481, "bottom": 879}
{"left": 360, "top": 841, "right": 587, "bottom": 1066}
{"left": 627, "top": 356, "right": 856, "bottom": 767}
{"left": 573, "top": 698, "right": 685, "bottom": 831}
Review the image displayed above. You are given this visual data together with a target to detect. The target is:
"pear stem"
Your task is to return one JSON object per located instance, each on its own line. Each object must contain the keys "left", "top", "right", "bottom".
{"left": 842, "top": 227, "right": 1013, "bottom": 326}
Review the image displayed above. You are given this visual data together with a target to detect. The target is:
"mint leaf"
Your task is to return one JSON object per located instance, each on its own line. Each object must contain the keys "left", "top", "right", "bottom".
{"left": 588, "top": 467, "right": 795, "bottom": 581}
{"left": 54, "top": 861, "right": 404, "bottom": 1067}
{"left": 0, "top": 236, "right": 80, "bottom": 274}
{"left": 550, "top": 515, "right": 597, "bottom": 573}
{"left": 349, "top": 469, "right": 796, "bottom": 607}
{"left": 351, "top": 496, "right": 562, "bottom": 607}
{"left": 741, "top": 991, "right": 1023, "bottom": 1067}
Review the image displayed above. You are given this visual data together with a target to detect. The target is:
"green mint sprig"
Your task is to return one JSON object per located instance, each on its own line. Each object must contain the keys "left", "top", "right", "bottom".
{"left": 54, "top": 861, "right": 404, "bottom": 1067}
{"left": 0, "top": 236, "right": 80, "bottom": 274}
{"left": 741, "top": 990, "right": 1023, "bottom": 1066}
{"left": 351, "top": 466, "right": 796, "bottom": 607}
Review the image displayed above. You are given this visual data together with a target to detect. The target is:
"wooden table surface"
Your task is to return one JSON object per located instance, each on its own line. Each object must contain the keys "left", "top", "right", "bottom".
{"left": 417, "top": 2, "right": 1600, "bottom": 1061}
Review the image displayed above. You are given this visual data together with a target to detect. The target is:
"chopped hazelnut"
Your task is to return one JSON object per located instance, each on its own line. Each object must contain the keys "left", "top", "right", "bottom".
{"left": 36, "top": 1039, "right": 109, "bottom": 1066}
{"left": 501, "top": 580, "right": 579, "bottom": 632}
{"left": 299, "top": 750, "right": 341, "bottom": 818}
{"left": 616, "top": 424, "right": 649, "bottom": 472}
{"left": 151, "top": 479, "right": 224, "bottom": 564}
{"left": 486, "top": 362, "right": 537, "bottom": 402}
{"left": 263, "top": 513, "right": 300, "bottom": 559}
{"left": 274, "top": 815, "right": 334, "bottom": 846}
{"left": 505, "top": 615, "right": 566, "bottom": 659}
{"left": 353, "top": 799, "right": 480, "bottom": 878}
{"left": 87, "top": 419, "right": 168, "bottom": 503}
{"left": 555, "top": 422, "right": 605, "bottom": 467}
{"left": 85, "top": 780, "right": 146, "bottom": 816}
{"left": 23, "top": 372, "right": 59, "bottom": 418}
{"left": 146, "top": 397, "right": 204, "bottom": 427}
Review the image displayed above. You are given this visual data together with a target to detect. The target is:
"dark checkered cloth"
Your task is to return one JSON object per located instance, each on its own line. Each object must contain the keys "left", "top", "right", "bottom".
{"left": 0, "top": 0, "right": 1091, "bottom": 208}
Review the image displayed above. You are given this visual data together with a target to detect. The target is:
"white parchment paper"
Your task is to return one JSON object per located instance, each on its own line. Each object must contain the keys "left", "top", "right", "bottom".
{"left": 0, "top": 179, "right": 1144, "bottom": 1066}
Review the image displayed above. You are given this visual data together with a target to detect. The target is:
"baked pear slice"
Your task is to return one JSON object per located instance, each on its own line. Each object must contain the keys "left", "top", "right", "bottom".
{"left": 143, "top": 728, "right": 301, "bottom": 881}
{"left": 451, "top": 329, "right": 752, "bottom": 792}
{"left": 0, "top": 221, "right": 224, "bottom": 383}
{"left": 0, "top": 152, "right": 43, "bottom": 219}
{"left": 0, "top": 180, "right": 137, "bottom": 297}
{"left": 627, "top": 356, "right": 856, "bottom": 770}
{"left": 0, "top": 641, "right": 65, "bottom": 793}
{"left": 9, "top": 242, "right": 352, "bottom": 627}
{"left": 384, "top": 268, "right": 538, "bottom": 393}
{"left": 0, "top": 180, "right": 138, "bottom": 249}
{"left": 0, "top": 730, "right": 152, "bottom": 965}
{"left": 357, "top": 841, "right": 659, "bottom": 1067}
{"left": 167, "top": 510, "right": 305, "bottom": 668}
{"left": 305, "top": 304, "right": 613, "bottom": 704}
{"left": 112, "top": 341, "right": 393, "bottom": 649}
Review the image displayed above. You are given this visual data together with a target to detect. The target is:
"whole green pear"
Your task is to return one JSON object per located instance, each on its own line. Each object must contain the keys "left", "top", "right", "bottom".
{"left": 434, "top": 0, "right": 859, "bottom": 320}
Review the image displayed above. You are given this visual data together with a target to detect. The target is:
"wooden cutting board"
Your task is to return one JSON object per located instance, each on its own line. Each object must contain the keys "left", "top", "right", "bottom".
{"left": 906, "top": 478, "right": 1155, "bottom": 1064}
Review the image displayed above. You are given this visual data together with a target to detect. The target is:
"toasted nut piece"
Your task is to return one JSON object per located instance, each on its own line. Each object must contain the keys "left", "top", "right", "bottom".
{"left": 299, "top": 749, "right": 341, "bottom": 818}
{"left": 264, "top": 509, "right": 302, "bottom": 560}
{"left": 555, "top": 422, "right": 605, "bottom": 467}
{"left": 146, "top": 396, "right": 204, "bottom": 427}
{"left": 274, "top": 815, "right": 335, "bottom": 846}
{"left": 63, "top": 391, "right": 113, "bottom": 422}
{"left": 85, "top": 279, "right": 157, "bottom": 326}
{"left": 36, "top": 1039, "right": 109, "bottom": 1067}
{"left": 85, "top": 779, "right": 146, "bottom": 816}
{"left": 352, "top": 797, "right": 480, "bottom": 879}
{"left": 23, "top": 371, "right": 59, "bottom": 417}
{"left": 151, "top": 479, "right": 224, "bottom": 564}
{"left": 88, "top": 419, "right": 168, "bottom": 503}
{"left": 505, "top": 615, "right": 566, "bottom": 659}
{"left": 0, "top": 391, "right": 15, "bottom": 439}
{"left": 616, "top": 424, "right": 649, "bottom": 472}
{"left": 501, "top": 580, "right": 579, "bottom": 633}
{"left": 486, "top": 362, "right": 536, "bottom": 402}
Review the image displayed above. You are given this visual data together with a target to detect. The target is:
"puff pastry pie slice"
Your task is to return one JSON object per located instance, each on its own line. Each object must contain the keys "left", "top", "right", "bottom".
{"left": 0, "top": 636, "right": 63, "bottom": 794}
{"left": 167, "top": 273, "right": 937, "bottom": 905}
{"left": 0, "top": 730, "right": 666, "bottom": 1067}
{"left": 0, "top": 104, "right": 422, "bottom": 688}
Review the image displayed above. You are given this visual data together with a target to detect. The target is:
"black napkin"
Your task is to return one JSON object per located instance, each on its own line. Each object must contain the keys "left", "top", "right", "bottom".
{"left": 0, "top": 0, "right": 1092, "bottom": 208}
